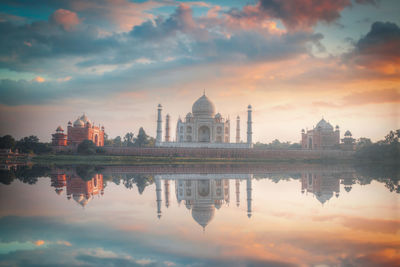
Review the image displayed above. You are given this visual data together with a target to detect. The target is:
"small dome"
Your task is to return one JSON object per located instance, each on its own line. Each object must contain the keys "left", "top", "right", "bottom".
{"left": 344, "top": 130, "right": 352, "bottom": 136}
{"left": 68, "top": 121, "right": 72, "bottom": 125}
{"left": 79, "top": 114, "right": 91, "bottom": 124}
{"left": 56, "top": 126, "right": 64, "bottom": 132}
{"left": 186, "top": 112, "right": 193, "bottom": 118}
{"left": 248, "top": 105, "right": 252, "bottom": 109}
{"left": 215, "top": 113, "right": 221, "bottom": 119}
{"left": 316, "top": 118, "right": 333, "bottom": 131}
{"left": 73, "top": 119, "right": 85, "bottom": 127}
{"left": 192, "top": 94, "right": 216, "bottom": 118}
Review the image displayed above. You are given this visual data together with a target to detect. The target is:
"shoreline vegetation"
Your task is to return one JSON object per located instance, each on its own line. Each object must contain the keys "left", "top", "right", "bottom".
{"left": 1, "top": 129, "right": 399, "bottom": 166}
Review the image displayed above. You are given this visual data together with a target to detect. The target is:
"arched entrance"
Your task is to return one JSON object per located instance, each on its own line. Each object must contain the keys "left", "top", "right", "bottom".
{"left": 308, "top": 138, "right": 312, "bottom": 150}
{"left": 198, "top": 126, "right": 210, "bottom": 142}
{"left": 95, "top": 135, "right": 99, "bottom": 146}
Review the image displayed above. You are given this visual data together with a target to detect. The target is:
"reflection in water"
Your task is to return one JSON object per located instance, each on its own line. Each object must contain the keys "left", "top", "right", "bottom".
{"left": 155, "top": 174, "right": 253, "bottom": 229}
{"left": 50, "top": 170, "right": 104, "bottom": 207}
{"left": 1, "top": 164, "right": 399, "bottom": 266}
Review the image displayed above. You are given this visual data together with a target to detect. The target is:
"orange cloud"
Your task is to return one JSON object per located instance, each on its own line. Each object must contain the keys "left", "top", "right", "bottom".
{"left": 33, "top": 76, "right": 45, "bottom": 83}
{"left": 34, "top": 240, "right": 45, "bottom": 246}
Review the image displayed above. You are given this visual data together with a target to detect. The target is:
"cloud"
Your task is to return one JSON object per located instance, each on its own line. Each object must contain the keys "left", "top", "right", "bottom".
{"left": 49, "top": 9, "right": 80, "bottom": 31}
{"left": 345, "top": 21, "right": 400, "bottom": 75}
{"left": 0, "top": 0, "right": 158, "bottom": 31}
{"left": 312, "top": 88, "right": 400, "bottom": 108}
{"left": 0, "top": 3, "right": 327, "bottom": 106}
{"left": 32, "top": 76, "right": 45, "bottom": 83}
{"left": 34, "top": 240, "right": 45, "bottom": 246}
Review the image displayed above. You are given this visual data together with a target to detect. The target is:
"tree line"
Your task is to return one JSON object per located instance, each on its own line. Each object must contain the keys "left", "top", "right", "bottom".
{"left": 0, "top": 127, "right": 155, "bottom": 155}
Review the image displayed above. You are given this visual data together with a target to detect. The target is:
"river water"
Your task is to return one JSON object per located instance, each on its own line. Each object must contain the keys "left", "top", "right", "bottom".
{"left": 0, "top": 164, "right": 399, "bottom": 266}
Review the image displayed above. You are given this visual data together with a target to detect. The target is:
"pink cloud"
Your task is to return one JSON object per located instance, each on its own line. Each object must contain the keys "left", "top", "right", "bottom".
{"left": 50, "top": 9, "right": 80, "bottom": 31}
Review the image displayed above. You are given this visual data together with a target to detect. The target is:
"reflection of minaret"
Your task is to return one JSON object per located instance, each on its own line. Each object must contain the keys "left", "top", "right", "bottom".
{"left": 156, "top": 104, "right": 162, "bottom": 145}
{"left": 236, "top": 116, "right": 240, "bottom": 143}
{"left": 235, "top": 180, "right": 240, "bottom": 207}
{"left": 247, "top": 105, "right": 252, "bottom": 146}
{"left": 164, "top": 179, "right": 170, "bottom": 208}
{"left": 246, "top": 176, "right": 252, "bottom": 218}
{"left": 165, "top": 114, "right": 170, "bottom": 142}
{"left": 156, "top": 177, "right": 162, "bottom": 218}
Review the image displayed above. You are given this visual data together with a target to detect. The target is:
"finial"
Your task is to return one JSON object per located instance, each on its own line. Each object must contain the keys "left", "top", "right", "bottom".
{"left": 203, "top": 89, "right": 205, "bottom": 96}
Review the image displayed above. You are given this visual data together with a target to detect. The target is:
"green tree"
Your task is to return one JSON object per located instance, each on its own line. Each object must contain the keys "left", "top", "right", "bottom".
{"left": 77, "top": 140, "right": 96, "bottom": 155}
{"left": 0, "top": 135, "right": 16, "bottom": 149}
{"left": 124, "top": 132, "right": 135, "bottom": 146}
{"left": 134, "top": 127, "right": 150, "bottom": 147}
{"left": 15, "top": 136, "right": 51, "bottom": 154}
{"left": 113, "top": 136, "right": 122, "bottom": 147}
{"left": 104, "top": 133, "right": 113, "bottom": 146}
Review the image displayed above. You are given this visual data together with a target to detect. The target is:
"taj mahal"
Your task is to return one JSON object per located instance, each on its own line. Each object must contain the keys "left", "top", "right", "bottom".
{"left": 155, "top": 93, "right": 253, "bottom": 148}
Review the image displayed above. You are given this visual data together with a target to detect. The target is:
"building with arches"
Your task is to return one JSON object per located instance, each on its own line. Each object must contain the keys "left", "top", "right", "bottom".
{"left": 156, "top": 93, "right": 253, "bottom": 148}
{"left": 301, "top": 118, "right": 340, "bottom": 150}
{"left": 52, "top": 114, "right": 105, "bottom": 147}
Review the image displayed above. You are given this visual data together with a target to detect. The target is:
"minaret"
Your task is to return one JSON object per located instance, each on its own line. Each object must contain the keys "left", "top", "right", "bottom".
{"left": 164, "top": 179, "right": 170, "bottom": 208}
{"left": 235, "top": 179, "right": 240, "bottom": 207}
{"left": 156, "top": 104, "right": 162, "bottom": 145}
{"left": 155, "top": 177, "right": 162, "bottom": 219}
{"left": 247, "top": 105, "right": 252, "bottom": 146}
{"left": 246, "top": 175, "right": 252, "bottom": 218}
{"left": 236, "top": 116, "right": 240, "bottom": 143}
{"left": 165, "top": 114, "right": 170, "bottom": 142}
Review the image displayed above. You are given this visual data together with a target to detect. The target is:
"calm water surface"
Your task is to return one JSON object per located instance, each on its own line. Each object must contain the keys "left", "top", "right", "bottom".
{"left": 0, "top": 164, "right": 399, "bottom": 267}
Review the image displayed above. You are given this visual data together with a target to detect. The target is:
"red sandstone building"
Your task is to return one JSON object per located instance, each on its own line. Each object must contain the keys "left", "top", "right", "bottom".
{"left": 301, "top": 118, "right": 341, "bottom": 150}
{"left": 52, "top": 114, "right": 105, "bottom": 147}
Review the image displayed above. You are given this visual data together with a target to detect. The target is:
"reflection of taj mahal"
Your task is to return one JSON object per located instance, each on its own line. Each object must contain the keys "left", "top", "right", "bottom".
{"left": 155, "top": 93, "right": 253, "bottom": 148}
{"left": 155, "top": 174, "right": 253, "bottom": 230}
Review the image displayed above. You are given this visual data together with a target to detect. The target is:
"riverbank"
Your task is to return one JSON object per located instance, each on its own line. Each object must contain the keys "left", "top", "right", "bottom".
{"left": 32, "top": 154, "right": 355, "bottom": 165}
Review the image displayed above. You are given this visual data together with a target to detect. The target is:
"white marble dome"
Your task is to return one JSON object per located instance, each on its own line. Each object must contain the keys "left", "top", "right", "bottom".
{"left": 79, "top": 114, "right": 91, "bottom": 124}
{"left": 192, "top": 94, "right": 216, "bottom": 118}
{"left": 316, "top": 118, "right": 333, "bottom": 131}
{"left": 191, "top": 204, "right": 215, "bottom": 229}
{"left": 73, "top": 118, "right": 85, "bottom": 127}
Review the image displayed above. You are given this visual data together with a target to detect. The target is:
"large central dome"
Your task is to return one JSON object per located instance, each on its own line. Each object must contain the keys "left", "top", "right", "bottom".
{"left": 192, "top": 94, "right": 216, "bottom": 117}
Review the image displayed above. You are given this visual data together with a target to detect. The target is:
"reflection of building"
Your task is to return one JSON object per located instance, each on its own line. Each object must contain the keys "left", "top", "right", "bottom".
{"left": 155, "top": 93, "right": 253, "bottom": 148}
{"left": 51, "top": 114, "right": 105, "bottom": 147}
{"left": 301, "top": 118, "right": 340, "bottom": 150}
{"left": 301, "top": 173, "right": 340, "bottom": 204}
{"left": 50, "top": 171, "right": 104, "bottom": 207}
{"left": 154, "top": 174, "right": 253, "bottom": 229}
{"left": 341, "top": 173, "right": 357, "bottom": 192}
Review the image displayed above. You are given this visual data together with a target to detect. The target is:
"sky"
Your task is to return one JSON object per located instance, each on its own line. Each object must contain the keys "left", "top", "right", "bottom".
{"left": 0, "top": 0, "right": 399, "bottom": 143}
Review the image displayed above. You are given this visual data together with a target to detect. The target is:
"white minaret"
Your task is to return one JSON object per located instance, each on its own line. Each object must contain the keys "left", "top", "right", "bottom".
{"left": 236, "top": 116, "right": 240, "bottom": 143}
{"left": 164, "top": 179, "right": 170, "bottom": 208}
{"left": 247, "top": 105, "right": 252, "bottom": 146}
{"left": 165, "top": 114, "right": 170, "bottom": 142}
{"left": 235, "top": 179, "right": 240, "bottom": 207}
{"left": 155, "top": 177, "right": 162, "bottom": 219}
{"left": 156, "top": 104, "right": 162, "bottom": 145}
{"left": 246, "top": 175, "right": 252, "bottom": 218}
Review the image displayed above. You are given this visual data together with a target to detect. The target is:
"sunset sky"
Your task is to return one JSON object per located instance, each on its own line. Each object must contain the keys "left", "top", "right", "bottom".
{"left": 0, "top": 0, "right": 399, "bottom": 143}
